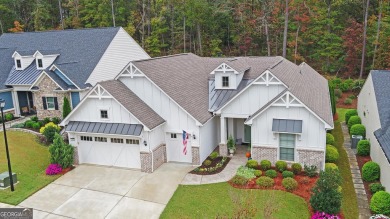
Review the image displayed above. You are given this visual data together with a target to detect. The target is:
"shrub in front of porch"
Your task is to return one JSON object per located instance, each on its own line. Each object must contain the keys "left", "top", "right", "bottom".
{"left": 260, "top": 160, "right": 272, "bottom": 170}
{"left": 291, "top": 163, "right": 302, "bottom": 174}
{"left": 236, "top": 166, "right": 256, "bottom": 179}
{"left": 40, "top": 122, "right": 61, "bottom": 143}
{"left": 275, "top": 160, "right": 288, "bottom": 172}
{"left": 282, "top": 178, "right": 298, "bottom": 191}
{"left": 246, "top": 160, "right": 258, "bottom": 169}
{"left": 256, "top": 176, "right": 274, "bottom": 188}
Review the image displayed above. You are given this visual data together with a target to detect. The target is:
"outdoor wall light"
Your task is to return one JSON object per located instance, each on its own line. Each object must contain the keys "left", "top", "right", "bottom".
{"left": 143, "top": 140, "right": 147, "bottom": 146}
{"left": 193, "top": 134, "right": 196, "bottom": 140}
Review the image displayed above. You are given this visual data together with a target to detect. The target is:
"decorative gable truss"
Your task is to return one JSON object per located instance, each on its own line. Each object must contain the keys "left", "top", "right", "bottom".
{"left": 273, "top": 92, "right": 302, "bottom": 108}
{"left": 210, "top": 63, "right": 238, "bottom": 75}
{"left": 115, "top": 62, "right": 145, "bottom": 79}
{"left": 253, "top": 70, "right": 286, "bottom": 87}
{"left": 88, "top": 85, "right": 112, "bottom": 99}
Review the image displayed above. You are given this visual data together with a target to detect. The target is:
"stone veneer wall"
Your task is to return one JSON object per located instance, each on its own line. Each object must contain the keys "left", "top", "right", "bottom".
{"left": 191, "top": 147, "right": 200, "bottom": 165}
{"left": 219, "top": 143, "right": 228, "bottom": 157}
{"left": 152, "top": 144, "right": 166, "bottom": 171}
{"left": 34, "top": 74, "right": 70, "bottom": 119}
{"left": 140, "top": 152, "right": 153, "bottom": 173}
{"left": 73, "top": 147, "right": 79, "bottom": 165}
{"left": 252, "top": 146, "right": 278, "bottom": 164}
{"left": 297, "top": 149, "right": 325, "bottom": 169}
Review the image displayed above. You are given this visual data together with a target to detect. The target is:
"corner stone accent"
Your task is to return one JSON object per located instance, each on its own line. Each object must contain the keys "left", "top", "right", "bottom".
{"left": 252, "top": 146, "right": 277, "bottom": 164}
{"left": 219, "top": 143, "right": 228, "bottom": 157}
{"left": 297, "top": 149, "right": 324, "bottom": 169}
{"left": 140, "top": 152, "right": 153, "bottom": 173}
{"left": 34, "top": 74, "right": 70, "bottom": 119}
{"left": 192, "top": 147, "right": 200, "bottom": 165}
{"left": 73, "top": 146, "right": 79, "bottom": 165}
{"left": 152, "top": 144, "right": 166, "bottom": 171}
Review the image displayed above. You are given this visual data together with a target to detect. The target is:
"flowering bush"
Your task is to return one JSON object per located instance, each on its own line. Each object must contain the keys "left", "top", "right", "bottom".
{"left": 45, "top": 164, "right": 62, "bottom": 175}
{"left": 40, "top": 122, "right": 60, "bottom": 133}
{"left": 311, "top": 212, "right": 341, "bottom": 219}
{"left": 40, "top": 122, "right": 61, "bottom": 143}
{"left": 193, "top": 157, "right": 227, "bottom": 173}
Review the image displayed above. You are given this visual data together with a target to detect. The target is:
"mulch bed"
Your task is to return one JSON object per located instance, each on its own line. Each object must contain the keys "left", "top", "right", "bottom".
{"left": 356, "top": 154, "right": 375, "bottom": 202}
{"left": 61, "top": 166, "right": 75, "bottom": 175}
{"left": 190, "top": 156, "right": 231, "bottom": 175}
{"left": 336, "top": 91, "right": 357, "bottom": 109}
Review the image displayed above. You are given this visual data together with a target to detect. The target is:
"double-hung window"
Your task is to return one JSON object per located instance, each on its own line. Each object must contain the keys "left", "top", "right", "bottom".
{"left": 279, "top": 134, "right": 295, "bottom": 161}
{"left": 222, "top": 76, "right": 229, "bottom": 87}
{"left": 46, "top": 97, "right": 55, "bottom": 110}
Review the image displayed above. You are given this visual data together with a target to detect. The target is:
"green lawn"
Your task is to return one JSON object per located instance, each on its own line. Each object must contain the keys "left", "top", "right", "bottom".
{"left": 0, "top": 131, "right": 60, "bottom": 205}
{"left": 161, "top": 182, "right": 310, "bottom": 219}
{"left": 336, "top": 108, "right": 349, "bottom": 123}
{"left": 331, "top": 109, "right": 359, "bottom": 219}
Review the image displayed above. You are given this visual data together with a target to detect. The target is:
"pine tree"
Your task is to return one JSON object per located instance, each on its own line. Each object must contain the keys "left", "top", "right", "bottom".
{"left": 62, "top": 96, "right": 71, "bottom": 119}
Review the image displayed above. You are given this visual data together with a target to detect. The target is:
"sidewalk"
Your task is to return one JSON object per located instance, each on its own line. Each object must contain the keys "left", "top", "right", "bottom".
{"left": 0, "top": 116, "right": 31, "bottom": 131}
{"left": 341, "top": 122, "right": 371, "bottom": 219}
{"left": 181, "top": 146, "right": 247, "bottom": 185}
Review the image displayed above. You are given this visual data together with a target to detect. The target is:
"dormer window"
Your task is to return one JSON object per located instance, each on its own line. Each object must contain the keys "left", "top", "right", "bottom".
{"left": 16, "top": 59, "right": 22, "bottom": 69}
{"left": 37, "top": 59, "right": 43, "bottom": 68}
{"left": 222, "top": 76, "right": 229, "bottom": 87}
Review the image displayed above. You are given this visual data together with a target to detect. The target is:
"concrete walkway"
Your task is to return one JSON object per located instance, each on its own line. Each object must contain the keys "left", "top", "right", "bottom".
{"left": 0, "top": 116, "right": 31, "bottom": 131}
{"left": 181, "top": 146, "right": 247, "bottom": 185}
{"left": 341, "top": 122, "right": 371, "bottom": 219}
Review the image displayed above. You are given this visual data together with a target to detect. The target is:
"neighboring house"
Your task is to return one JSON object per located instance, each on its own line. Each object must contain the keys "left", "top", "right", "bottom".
{"left": 61, "top": 53, "right": 333, "bottom": 173}
{"left": 358, "top": 70, "right": 390, "bottom": 191}
{"left": 0, "top": 27, "right": 149, "bottom": 118}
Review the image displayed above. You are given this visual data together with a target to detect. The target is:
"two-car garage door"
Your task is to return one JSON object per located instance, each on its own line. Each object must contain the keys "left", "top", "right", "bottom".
{"left": 77, "top": 135, "right": 141, "bottom": 169}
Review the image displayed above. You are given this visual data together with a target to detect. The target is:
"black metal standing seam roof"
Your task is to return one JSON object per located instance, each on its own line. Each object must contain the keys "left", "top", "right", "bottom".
{"left": 272, "top": 119, "right": 303, "bottom": 133}
{"left": 65, "top": 121, "right": 144, "bottom": 136}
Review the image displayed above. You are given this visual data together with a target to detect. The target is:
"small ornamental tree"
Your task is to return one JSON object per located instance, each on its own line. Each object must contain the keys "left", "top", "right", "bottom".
{"left": 49, "top": 133, "right": 74, "bottom": 168}
{"left": 63, "top": 96, "right": 71, "bottom": 119}
{"left": 310, "top": 170, "right": 342, "bottom": 215}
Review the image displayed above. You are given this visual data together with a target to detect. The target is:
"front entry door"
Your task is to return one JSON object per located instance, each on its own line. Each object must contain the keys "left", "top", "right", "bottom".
{"left": 244, "top": 125, "right": 251, "bottom": 143}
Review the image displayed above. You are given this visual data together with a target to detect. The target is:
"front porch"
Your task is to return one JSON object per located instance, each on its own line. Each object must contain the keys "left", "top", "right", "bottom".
{"left": 218, "top": 116, "right": 251, "bottom": 156}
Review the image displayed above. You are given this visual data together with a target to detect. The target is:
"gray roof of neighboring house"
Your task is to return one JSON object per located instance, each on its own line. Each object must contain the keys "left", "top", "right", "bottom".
{"left": 132, "top": 53, "right": 333, "bottom": 126}
{"left": 0, "top": 27, "right": 120, "bottom": 89}
{"left": 370, "top": 70, "right": 390, "bottom": 161}
{"left": 98, "top": 80, "right": 165, "bottom": 130}
{"left": 66, "top": 121, "right": 143, "bottom": 136}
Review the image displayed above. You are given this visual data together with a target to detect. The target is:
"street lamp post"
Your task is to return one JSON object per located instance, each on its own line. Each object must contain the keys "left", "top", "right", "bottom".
{"left": 0, "top": 99, "right": 14, "bottom": 191}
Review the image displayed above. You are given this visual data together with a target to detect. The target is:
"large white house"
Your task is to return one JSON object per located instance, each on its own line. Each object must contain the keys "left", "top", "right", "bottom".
{"left": 61, "top": 53, "right": 333, "bottom": 173}
{"left": 358, "top": 70, "right": 390, "bottom": 191}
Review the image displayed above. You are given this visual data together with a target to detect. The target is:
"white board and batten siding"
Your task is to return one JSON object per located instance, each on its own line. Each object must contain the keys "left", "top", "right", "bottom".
{"left": 120, "top": 77, "right": 200, "bottom": 147}
{"left": 358, "top": 75, "right": 390, "bottom": 191}
{"left": 86, "top": 28, "right": 150, "bottom": 86}
{"left": 251, "top": 106, "right": 326, "bottom": 150}
{"left": 199, "top": 116, "right": 219, "bottom": 162}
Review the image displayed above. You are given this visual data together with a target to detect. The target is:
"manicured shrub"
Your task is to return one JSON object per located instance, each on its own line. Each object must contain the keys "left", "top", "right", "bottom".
{"left": 345, "top": 109, "right": 358, "bottom": 125}
{"left": 260, "top": 160, "right": 272, "bottom": 170}
{"left": 203, "top": 160, "right": 212, "bottom": 166}
{"left": 254, "top": 170, "right": 262, "bottom": 177}
{"left": 334, "top": 89, "right": 342, "bottom": 98}
{"left": 326, "top": 133, "right": 335, "bottom": 145}
{"left": 30, "top": 116, "right": 38, "bottom": 122}
{"left": 282, "top": 178, "right": 298, "bottom": 191}
{"left": 63, "top": 96, "right": 71, "bottom": 119}
{"left": 5, "top": 113, "right": 13, "bottom": 121}
{"left": 344, "top": 98, "right": 353, "bottom": 105}
{"left": 350, "top": 124, "right": 366, "bottom": 138}
{"left": 246, "top": 160, "right": 258, "bottom": 169}
{"left": 370, "top": 191, "right": 390, "bottom": 215}
{"left": 45, "top": 163, "right": 62, "bottom": 175}
{"left": 325, "top": 163, "right": 339, "bottom": 172}
{"left": 291, "top": 163, "right": 302, "bottom": 174}
{"left": 310, "top": 170, "right": 342, "bottom": 215}
{"left": 357, "top": 140, "right": 370, "bottom": 156}
{"left": 52, "top": 117, "right": 61, "bottom": 124}
{"left": 349, "top": 94, "right": 356, "bottom": 99}
{"left": 43, "top": 117, "right": 51, "bottom": 124}
{"left": 370, "top": 183, "right": 386, "bottom": 194}
{"left": 304, "top": 165, "right": 318, "bottom": 177}
{"left": 256, "top": 176, "right": 274, "bottom": 188}
{"left": 275, "top": 160, "right": 287, "bottom": 172}
{"left": 347, "top": 115, "right": 361, "bottom": 131}
{"left": 282, "top": 171, "right": 294, "bottom": 178}
{"left": 326, "top": 145, "right": 339, "bottom": 163}
{"left": 25, "top": 120, "right": 34, "bottom": 128}
{"left": 11, "top": 123, "right": 24, "bottom": 128}
{"left": 236, "top": 166, "right": 256, "bottom": 179}
{"left": 32, "top": 122, "right": 40, "bottom": 130}
{"left": 49, "top": 133, "right": 74, "bottom": 168}
{"left": 209, "top": 152, "right": 219, "bottom": 160}
{"left": 231, "top": 175, "right": 248, "bottom": 186}
{"left": 40, "top": 122, "right": 61, "bottom": 143}
{"left": 362, "top": 161, "right": 381, "bottom": 182}
{"left": 265, "top": 169, "right": 277, "bottom": 178}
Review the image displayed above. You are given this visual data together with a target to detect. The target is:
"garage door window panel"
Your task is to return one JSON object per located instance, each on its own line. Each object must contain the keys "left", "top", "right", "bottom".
{"left": 95, "top": 137, "right": 107, "bottom": 142}
{"left": 111, "top": 138, "right": 124, "bottom": 144}
{"left": 81, "top": 136, "right": 93, "bottom": 141}
{"left": 126, "top": 139, "right": 139, "bottom": 145}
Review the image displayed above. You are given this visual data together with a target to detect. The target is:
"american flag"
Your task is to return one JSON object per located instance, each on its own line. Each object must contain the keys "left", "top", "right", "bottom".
{"left": 182, "top": 130, "right": 189, "bottom": 155}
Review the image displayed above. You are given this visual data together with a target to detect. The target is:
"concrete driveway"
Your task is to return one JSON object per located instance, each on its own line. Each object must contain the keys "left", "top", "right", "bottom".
{"left": 18, "top": 163, "right": 192, "bottom": 219}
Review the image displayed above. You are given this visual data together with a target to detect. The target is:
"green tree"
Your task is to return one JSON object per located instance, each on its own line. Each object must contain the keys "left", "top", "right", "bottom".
{"left": 62, "top": 96, "right": 71, "bottom": 119}
{"left": 49, "top": 133, "right": 74, "bottom": 168}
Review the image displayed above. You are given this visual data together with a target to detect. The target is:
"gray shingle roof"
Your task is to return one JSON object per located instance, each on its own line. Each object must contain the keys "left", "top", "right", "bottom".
{"left": 98, "top": 80, "right": 165, "bottom": 130}
{"left": 0, "top": 27, "right": 120, "bottom": 89}
{"left": 370, "top": 70, "right": 390, "bottom": 161}
{"left": 132, "top": 53, "right": 333, "bottom": 126}
{"left": 0, "top": 48, "right": 16, "bottom": 89}
{"left": 66, "top": 121, "right": 143, "bottom": 136}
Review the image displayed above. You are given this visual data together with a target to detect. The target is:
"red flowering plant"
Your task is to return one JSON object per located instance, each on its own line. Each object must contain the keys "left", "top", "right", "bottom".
{"left": 45, "top": 164, "right": 62, "bottom": 175}
{"left": 311, "top": 212, "right": 341, "bottom": 219}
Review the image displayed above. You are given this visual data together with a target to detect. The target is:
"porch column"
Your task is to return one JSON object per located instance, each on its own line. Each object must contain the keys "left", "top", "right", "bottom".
{"left": 11, "top": 91, "right": 20, "bottom": 116}
{"left": 219, "top": 116, "right": 228, "bottom": 156}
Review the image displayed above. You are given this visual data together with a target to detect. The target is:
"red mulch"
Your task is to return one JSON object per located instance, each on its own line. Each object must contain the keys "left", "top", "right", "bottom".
{"left": 336, "top": 91, "right": 357, "bottom": 109}
{"left": 356, "top": 155, "right": 376, "bottom": 203}
{"left": 189, "top": 156, "right": 231, "bottom": 175}
{"left": 60, "top": 166, "right": 75, "bottom": 175}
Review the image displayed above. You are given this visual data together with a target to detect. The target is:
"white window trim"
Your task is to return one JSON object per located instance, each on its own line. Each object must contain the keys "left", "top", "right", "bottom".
{"left": 15, "top": 59, "right": 22, "bottom": 70}
{"left": 278, "top": 133, "right": 297, "bottom": 162}
{"left": 100, "top": 109, "right": 109, "bottom": 120}
{"left": 98, "top": 107, "right": 110, "bottom": 121}
{"left": 222, "top": 76, "right": 229, "bottom": 88}
{"left": 46, "top": 97, "right": 55, "bottom": 110}
{"left": 36, "top": 58, "right": 44, "bottom": 69}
